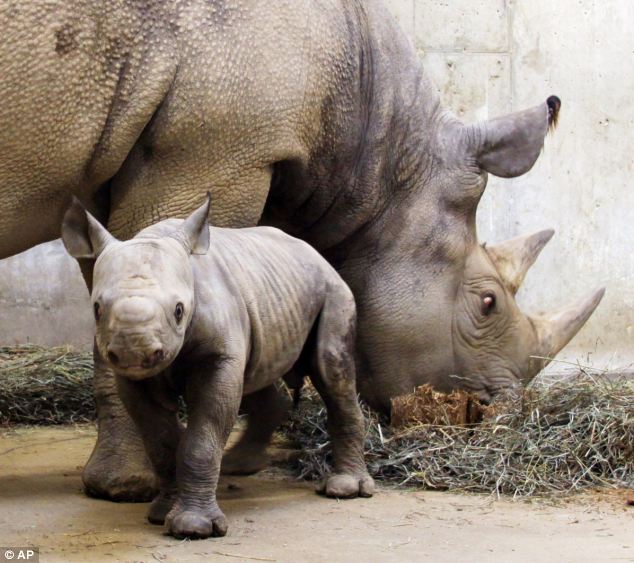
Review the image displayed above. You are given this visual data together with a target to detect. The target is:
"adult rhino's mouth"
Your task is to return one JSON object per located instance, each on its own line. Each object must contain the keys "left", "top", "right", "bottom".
{"left": 448, "top": 370, "right": 522, "bottom": 405}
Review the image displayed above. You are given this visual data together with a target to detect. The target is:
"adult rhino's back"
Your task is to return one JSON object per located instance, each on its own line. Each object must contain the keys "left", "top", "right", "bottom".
{"left": 0, "top": 0, "right": 178, "bottom": 255}
{"left": 1, "top": 0, "right": 393, "bottom": 255}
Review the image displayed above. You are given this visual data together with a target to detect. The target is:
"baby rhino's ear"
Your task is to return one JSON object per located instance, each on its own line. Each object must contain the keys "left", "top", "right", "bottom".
{"left": 176, "top": 193, "right": 211, "bottom": 255}
{"left": 61, "top": 197, "right": 117, "bottom": 259}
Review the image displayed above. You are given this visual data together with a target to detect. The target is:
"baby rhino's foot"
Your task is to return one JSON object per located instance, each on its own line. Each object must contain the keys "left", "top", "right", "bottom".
{"left": 317, "top": 472, "right": 375, "bottom": 499}
{"left": 166, "top": 505, "right": 228, "bottom": 539}
{"left": 147, "top": 492, "right": 176, "bottom": 525}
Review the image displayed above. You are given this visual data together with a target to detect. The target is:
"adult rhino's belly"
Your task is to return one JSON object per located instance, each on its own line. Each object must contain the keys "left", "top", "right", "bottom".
{"left": 107, "top": 33, "right": 311, "bottom": 238}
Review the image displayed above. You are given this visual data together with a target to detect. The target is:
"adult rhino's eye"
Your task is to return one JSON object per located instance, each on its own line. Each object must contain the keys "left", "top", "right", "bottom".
{"left": 175, "top": 302, "right": 184, "bottom": 323}
{"left": 93, "top": 302, "right": 101, "bottom": 321}
{"left": 481, "top": 293, "right": 496, "bottom": 316}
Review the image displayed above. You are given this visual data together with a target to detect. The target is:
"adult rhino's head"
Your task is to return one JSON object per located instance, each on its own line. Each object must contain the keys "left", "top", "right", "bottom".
{"left": 452, "top": 230, "right": 605, "bottom": 400}
{"left": 445, "top": 97, "right": 603, "bottom": 399}
{"left": 354, "top": 96, "right": 604, "bottom": 408}
{"left": 61, "top": 196, "right": 212, "bottom": 380}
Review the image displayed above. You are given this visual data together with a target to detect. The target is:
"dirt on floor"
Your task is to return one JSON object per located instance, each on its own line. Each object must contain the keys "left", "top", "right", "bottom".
{"left": 0, "top": 426, "right": 632, "bottom": 563}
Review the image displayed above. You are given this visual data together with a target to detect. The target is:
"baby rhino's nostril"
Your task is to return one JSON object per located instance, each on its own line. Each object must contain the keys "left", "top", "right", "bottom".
{"left": 153, "top": 349, "right": 165, "bottom": 363}
{"left": 142, "top": 348, "right": 165, "bottom": 369}
{"left": 107, "top": 350, "right": 119, "bottom": 366}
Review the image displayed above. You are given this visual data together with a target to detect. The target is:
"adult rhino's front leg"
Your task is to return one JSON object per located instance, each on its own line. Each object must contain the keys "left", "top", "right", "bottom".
{"left": 92, "top": 132, "right": 280, "bottom": 500}
{"left": 82, "top": 344, "right": 157, "bottom": 502}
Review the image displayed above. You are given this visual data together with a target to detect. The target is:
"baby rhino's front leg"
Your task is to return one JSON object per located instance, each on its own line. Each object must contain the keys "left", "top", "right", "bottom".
{"left": 165, "top": 359, "right": 243, "bottom": 539}
{"left": 116, "top": 375, "right": 182, "bottom": 523}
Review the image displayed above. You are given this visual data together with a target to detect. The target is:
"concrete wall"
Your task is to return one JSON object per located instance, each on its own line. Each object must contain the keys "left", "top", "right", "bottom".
{"left": 0, "top": 241, "right": 94, "bottom": 350}
{"left": 386, "top": 0, "right": 633, "bottom": 371}
{"left": 0, "top": 0, "right": 632, "bottom": 369}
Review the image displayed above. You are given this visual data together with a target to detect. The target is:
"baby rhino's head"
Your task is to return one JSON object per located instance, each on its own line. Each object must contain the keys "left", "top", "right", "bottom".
{"left": 62, "top": 197, "right": 211, "bottom": 380}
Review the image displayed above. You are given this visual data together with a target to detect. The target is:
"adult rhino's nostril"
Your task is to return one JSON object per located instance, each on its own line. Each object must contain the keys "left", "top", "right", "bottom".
{"left": 107, "top": 350, "right": 119, "bottom": 366}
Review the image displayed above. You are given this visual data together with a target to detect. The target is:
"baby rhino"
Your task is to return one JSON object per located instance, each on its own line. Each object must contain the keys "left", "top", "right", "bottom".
{"left": 61, "top": 195, "right": 374, "bottom": 539}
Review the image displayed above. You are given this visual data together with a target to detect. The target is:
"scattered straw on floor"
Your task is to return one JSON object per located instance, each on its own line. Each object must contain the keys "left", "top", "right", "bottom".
{"left": 1, "top": 345, "right": 632, "bottom": 498}
{"left": 281, "top": 376, "right": 634, "bottom": 498}
{"left": 0, "top": 345, "right": 94, "bottom": 425}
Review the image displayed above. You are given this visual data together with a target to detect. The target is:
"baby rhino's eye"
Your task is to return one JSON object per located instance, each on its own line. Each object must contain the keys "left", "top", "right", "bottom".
{"left": 93, "top": 302, "right": 101, "bottom": 321}
{"left": 174, "top": 302, "right": 185, "bottom": 323}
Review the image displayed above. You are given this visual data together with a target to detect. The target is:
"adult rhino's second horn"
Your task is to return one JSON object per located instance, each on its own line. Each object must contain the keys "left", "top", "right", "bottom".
{"left": 486, "top": 229, "right": 555, "bottom": 294}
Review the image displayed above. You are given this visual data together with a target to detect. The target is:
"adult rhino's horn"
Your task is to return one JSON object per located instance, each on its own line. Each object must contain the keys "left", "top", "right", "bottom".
{"left": 532, "top": 287, "right": 606, "bottom": 362}
{"left": 486, "top": 229, "right": 555, "bottom": 294}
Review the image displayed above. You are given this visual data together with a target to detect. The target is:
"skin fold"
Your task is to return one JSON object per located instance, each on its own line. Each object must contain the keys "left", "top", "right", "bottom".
{"left": 0, "top": 0, "right": 603, "bottom": 499}
{"left": 61, "top": 196, "right": 374, "bottom": 539}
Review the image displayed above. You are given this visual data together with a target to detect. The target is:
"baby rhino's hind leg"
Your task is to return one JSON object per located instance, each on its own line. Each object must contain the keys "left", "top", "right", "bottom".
{"left": 221, "top": 384, "right": 291, "bottom": 475}
{"left": 310, "top": 282, "right": 374, "bottom": 499}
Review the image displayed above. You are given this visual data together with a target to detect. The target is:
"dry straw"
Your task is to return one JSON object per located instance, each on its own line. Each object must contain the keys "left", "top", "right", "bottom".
{"left": 282, "top": 376, "right": 634, "bottom": 498}
{"left": 0, "top": 345, "right": 94, "bottom": 424}
{"left": 1, "top": 346, "right": 632, "bottom": 498}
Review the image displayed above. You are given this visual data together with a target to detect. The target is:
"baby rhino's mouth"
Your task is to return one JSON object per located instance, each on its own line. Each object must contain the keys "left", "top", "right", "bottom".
{"left": 105, "top": 347, "right": 169, "bottom": 379}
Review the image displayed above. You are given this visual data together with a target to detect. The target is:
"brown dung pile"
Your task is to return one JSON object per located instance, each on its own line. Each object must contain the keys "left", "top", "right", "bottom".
{"left": 0, "top": 345, "right": 94, "bottom": 425}
{"left": 281, "top": 376, "right": 634, "bottom": 498}
{"left": 390, "top": 385, "right": 493, "bottom": 427}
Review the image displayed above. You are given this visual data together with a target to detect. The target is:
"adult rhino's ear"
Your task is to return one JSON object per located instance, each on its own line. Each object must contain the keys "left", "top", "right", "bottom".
{"left": 467, "top": 96, "right": 560, "bottom": 178}
{"left": 173, "top": 193, "right": 211, "bottom": 255}
{"left": 61, "top": 197, "right": 117, "bottom": 259}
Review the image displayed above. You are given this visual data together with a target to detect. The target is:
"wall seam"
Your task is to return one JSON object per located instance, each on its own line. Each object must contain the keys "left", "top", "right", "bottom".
{"left": 508, "top": 0, "right": 515, "bottom": 111}
{"left": 422, "top": 48, "right": 509, "bottom": 55}
{"left": 506, "top": 0, "right": 516, "bottom": 224}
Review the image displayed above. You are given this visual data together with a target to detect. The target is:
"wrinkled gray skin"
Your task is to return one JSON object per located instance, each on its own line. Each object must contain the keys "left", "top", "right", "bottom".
{"left": 0, "top": 0, "right": 603, "bottom": 500}
{"left": 61, "top": 196, "right": 374, "bottom": 539}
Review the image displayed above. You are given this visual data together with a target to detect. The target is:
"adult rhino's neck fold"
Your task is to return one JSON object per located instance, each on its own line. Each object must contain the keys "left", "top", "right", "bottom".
{"left": 260, "top": 0, "right": 446, "bottom": 255}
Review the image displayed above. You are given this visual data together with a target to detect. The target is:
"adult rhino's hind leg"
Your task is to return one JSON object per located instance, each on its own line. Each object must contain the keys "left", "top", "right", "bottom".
{"left": 221, "top": 384, "right": 291, "bottom": 475}
{"left": 82, "top": 345, "right": 158, "bottom": 502}
{"left": 311, "top": 284, "right": 374, "bottom": 499}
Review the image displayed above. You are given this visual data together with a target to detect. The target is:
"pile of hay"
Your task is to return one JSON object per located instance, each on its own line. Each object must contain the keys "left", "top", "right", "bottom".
{"left": 0, "top": 345, "right": 94, "bottom": 425}
{"left": 1, "top": 345, "right": 632, "bottom": 498}
{"left": 281, "top": 376, "right": 634, "bottom": 497}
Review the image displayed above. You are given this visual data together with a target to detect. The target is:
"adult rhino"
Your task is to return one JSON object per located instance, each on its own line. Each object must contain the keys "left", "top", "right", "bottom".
{"left": 0, "top": 0, "right": 602, "bottom": 500}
